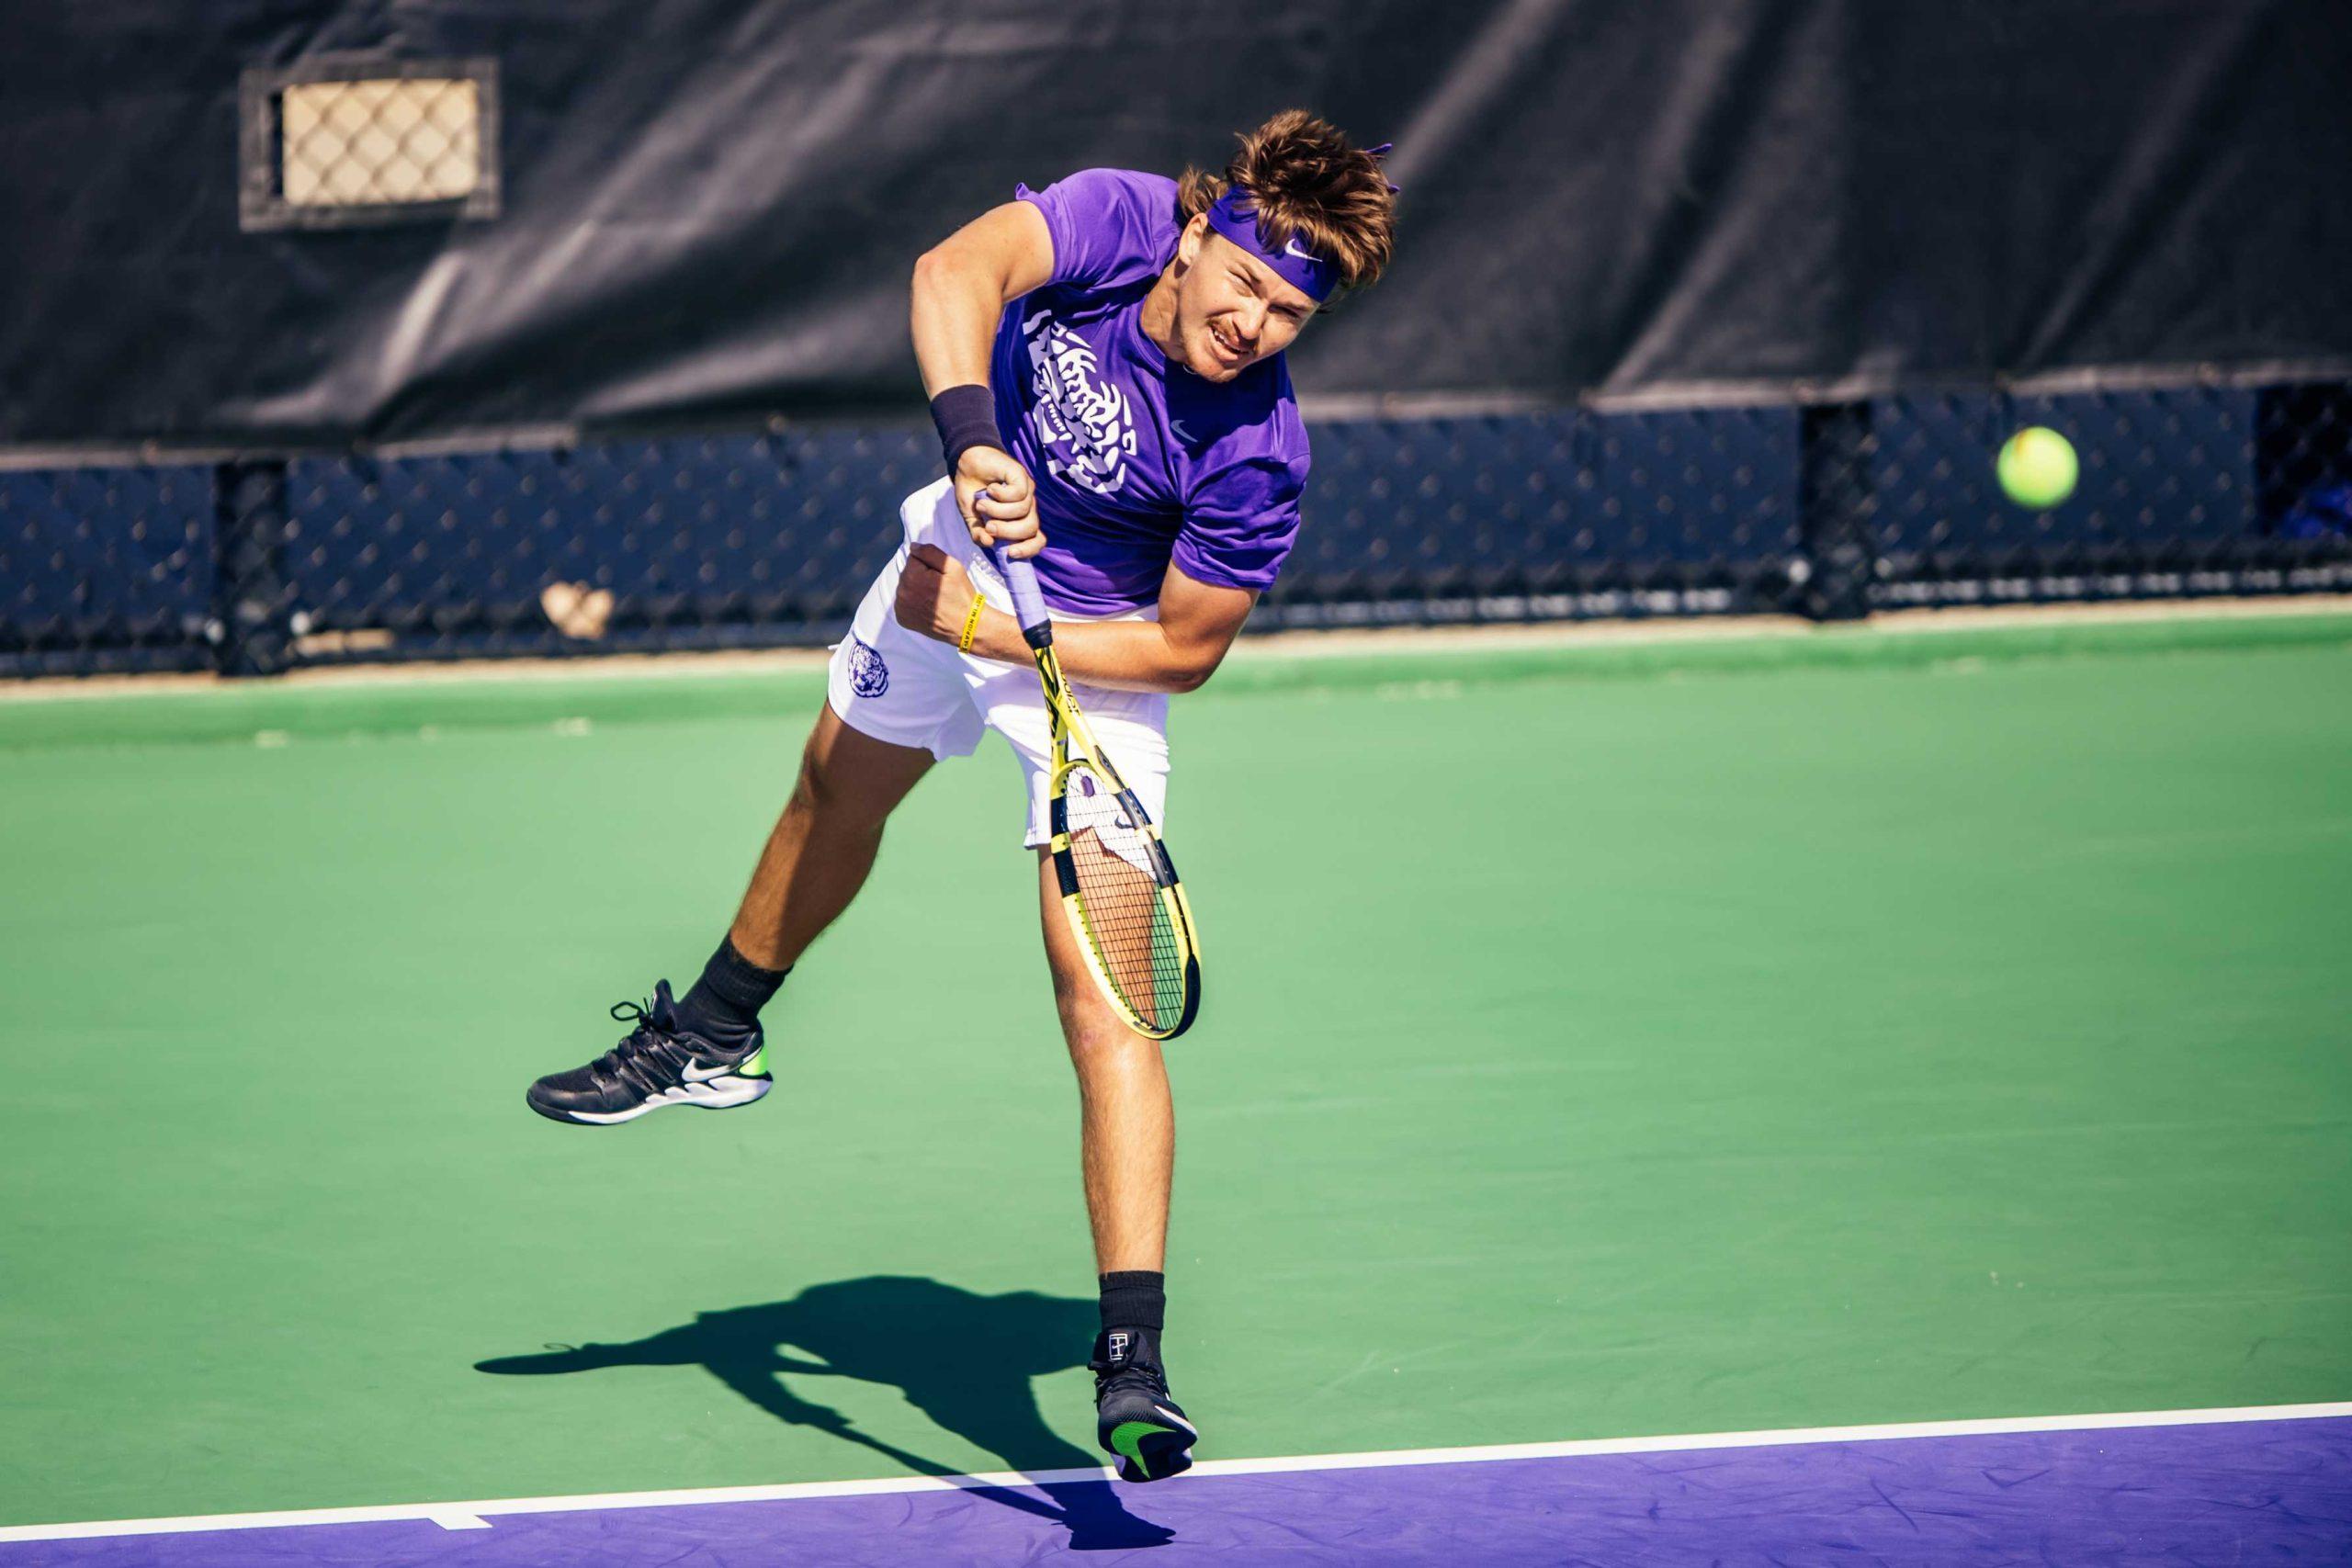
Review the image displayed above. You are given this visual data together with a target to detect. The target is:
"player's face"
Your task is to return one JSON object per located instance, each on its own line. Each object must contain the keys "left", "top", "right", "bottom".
{"left": 1170, "top": 220, "right": 1318, "bottom": 382}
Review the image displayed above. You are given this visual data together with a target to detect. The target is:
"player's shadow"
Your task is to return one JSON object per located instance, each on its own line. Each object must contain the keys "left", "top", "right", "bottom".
{"left": 475, "top": 1275, "right": 1170, "bottom": 1551}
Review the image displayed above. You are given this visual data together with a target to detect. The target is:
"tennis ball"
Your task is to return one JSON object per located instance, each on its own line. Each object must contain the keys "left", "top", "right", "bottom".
{"left": 1996, "top": 426, "right": 2078, "bottom": 510}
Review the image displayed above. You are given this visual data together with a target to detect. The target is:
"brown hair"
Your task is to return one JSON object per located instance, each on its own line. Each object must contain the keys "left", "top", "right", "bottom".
{"left": 1177, "top": 110, "right": 1396, "bottom": 294}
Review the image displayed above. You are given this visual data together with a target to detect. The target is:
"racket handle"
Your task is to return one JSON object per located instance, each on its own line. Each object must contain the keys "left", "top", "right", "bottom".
{"left": 989, "top": 543, "right": 1053, "bottom": 645}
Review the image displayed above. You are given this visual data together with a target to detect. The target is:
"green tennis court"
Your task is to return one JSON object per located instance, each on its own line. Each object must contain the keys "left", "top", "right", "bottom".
{"left": 3, "top": 611, "right": 2348, "bottom": 1539}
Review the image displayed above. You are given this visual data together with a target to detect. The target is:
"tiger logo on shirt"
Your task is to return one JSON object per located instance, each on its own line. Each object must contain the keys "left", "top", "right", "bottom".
{"left": 1023, "top": 310, "right": 1137, "bottom": 497}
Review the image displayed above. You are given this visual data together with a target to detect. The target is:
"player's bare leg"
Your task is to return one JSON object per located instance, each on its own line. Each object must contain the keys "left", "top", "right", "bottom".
{"left": 727, "top": 705, "right": 935, "bottom": 970}
{"left": 526, "top": 705, "right": 931, "bottom": 1125}
{"left": 1040, "top": 850, "right": 1195, "bottom": 1481}
{"left": 1038, "top": 848, "right": 1173, "bottom": 1272}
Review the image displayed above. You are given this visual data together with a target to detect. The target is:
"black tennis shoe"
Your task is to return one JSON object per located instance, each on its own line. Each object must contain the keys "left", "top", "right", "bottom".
{"left": 1091, "top": 1325, "right": 1197, "bottom": 1483}
{"left": 525, "top": 980, "right": 771, "bottom": 1125}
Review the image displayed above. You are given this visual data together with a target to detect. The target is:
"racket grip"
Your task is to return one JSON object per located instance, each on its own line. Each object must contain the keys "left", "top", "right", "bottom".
{"left": 989, "top": 544, "right": 1052, "bottom": 642}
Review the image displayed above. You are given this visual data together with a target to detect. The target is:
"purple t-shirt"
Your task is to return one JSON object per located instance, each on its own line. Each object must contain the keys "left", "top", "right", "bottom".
{"left": 995, "top": 168, "right": 1311, "bottom": 615}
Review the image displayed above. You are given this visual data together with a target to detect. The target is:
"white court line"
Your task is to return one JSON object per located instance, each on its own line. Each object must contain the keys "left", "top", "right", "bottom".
{"left": 420, "top": 1509, "right": 492, "bottom": 1531}
{"left": 3, "top": 1400, "right": 2347, "bottom": 1543}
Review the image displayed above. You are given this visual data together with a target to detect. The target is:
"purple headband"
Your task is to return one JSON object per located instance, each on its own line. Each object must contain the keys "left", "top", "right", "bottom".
{"left": 1201, "top": 141, "right": 1396, "bottom": 304}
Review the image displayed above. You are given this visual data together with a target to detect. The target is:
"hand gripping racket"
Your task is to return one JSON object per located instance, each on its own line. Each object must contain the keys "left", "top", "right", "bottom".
{"left": 990, "top": 544, "right": 1202, "bottom": 1040}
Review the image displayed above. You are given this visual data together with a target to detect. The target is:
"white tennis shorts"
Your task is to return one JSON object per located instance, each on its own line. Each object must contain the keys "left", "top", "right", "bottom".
{"left": 825, "top": 477, "right": 1171, "bottom": 848}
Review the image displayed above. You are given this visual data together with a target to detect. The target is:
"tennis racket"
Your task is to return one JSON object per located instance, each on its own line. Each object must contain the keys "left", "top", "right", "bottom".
{"left": 989, "top": 544, "right": 1202, "bottom": 1041}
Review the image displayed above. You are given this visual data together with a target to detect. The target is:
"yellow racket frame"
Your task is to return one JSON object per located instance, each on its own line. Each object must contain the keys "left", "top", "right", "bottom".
{"left": 1027, "top": 642, "right": 1202, "bottom": 1041}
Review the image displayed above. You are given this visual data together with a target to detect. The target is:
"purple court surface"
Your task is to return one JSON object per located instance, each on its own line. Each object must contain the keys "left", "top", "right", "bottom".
{"left": 6, "top": 1415, "right": 2348, "bottom": 1565}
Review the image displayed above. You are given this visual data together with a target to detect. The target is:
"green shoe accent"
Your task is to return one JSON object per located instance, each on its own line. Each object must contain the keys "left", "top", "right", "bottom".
{"left": 1108, "top": 1420, "right": 1168, "bottom": 1478}
{"left": 740, "top": 1045, "right": 766, "bottom": 1076}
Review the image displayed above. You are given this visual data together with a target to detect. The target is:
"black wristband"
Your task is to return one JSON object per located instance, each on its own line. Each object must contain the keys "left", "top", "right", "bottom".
{"left": 930, "top": 384, "right": 1003, "bottom": 474}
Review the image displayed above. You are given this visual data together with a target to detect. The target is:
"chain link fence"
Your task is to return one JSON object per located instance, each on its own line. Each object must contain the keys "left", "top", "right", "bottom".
{"left": 6, "top": 380, "right": 2350, "bottom": 679}
{"left": 239, "top": 57, "right": 500, "bottom": 231}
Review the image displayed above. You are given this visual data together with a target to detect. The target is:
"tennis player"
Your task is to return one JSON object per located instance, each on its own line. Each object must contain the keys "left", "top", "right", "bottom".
{"left": 526, "top": 110, "right": 1396, "bottom": 1481}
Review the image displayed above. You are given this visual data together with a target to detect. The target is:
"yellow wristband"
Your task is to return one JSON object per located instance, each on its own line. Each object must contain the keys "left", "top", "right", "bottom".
{"left": 956, "top": 593, "right": 987, "bottom": 653}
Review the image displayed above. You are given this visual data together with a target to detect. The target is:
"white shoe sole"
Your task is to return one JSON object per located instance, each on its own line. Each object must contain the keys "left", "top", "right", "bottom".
{"left": 554, "top": 1075, "right": 772, "bottom": 1125}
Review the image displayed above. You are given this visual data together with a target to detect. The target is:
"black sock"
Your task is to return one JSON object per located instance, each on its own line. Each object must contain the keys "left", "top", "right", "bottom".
{"left": 677, "top": 936, "right": 787, "bottom": 1047}
{"left": 1099, "top": 1270, "right": 1166, "bottom": 1332}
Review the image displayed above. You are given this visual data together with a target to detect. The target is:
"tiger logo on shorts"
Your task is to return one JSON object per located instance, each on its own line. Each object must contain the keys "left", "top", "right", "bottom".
{"left": 847, "top": 636, "right": 888, "bottom": 698}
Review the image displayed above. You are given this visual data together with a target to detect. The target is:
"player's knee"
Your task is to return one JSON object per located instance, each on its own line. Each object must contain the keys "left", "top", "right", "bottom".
{"left": 786, "top": 743, "right": 832, "bottom": 814}
{"left": 1057, "top": 998, "right": 1150, "bottom": 1070}
{"left": 789, "top": 750, "right": 862, "bottom": 831}
{"left": 792, "top": 731, "right": 893, "bottom": 829}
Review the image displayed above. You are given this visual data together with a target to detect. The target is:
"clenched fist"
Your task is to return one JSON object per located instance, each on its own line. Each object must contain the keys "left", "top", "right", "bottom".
{"left": 954, "top": 446, "right": 1046, "bottom": 560}
{"left": 895, "top": 544, "right": 989, "bottom": 651}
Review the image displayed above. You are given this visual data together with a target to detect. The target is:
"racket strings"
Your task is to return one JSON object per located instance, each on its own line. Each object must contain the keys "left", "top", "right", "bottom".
{"left": 1061, "top": 764, "right": 1183, "bottom": 1030}
{"left": 1069, "top": 834, "right": 1182, "bottom": 1029}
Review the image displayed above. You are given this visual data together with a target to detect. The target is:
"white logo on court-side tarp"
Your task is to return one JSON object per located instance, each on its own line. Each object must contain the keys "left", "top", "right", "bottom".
{"left": 1023, "top": 311, "right": 1137, "bottom": 497}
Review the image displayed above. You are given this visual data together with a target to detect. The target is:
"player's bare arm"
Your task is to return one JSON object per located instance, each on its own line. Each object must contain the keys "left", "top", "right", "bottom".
{"left": 894, "top": 548, "right": 1253, "bottom": 694}
{"left": 910, "top": 201, "right": 1054, "bottom": 558}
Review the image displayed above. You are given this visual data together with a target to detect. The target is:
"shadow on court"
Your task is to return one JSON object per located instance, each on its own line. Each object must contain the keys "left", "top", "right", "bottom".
{"left": 475, "top": 1275, "right": 1171, "bottom": 1551}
